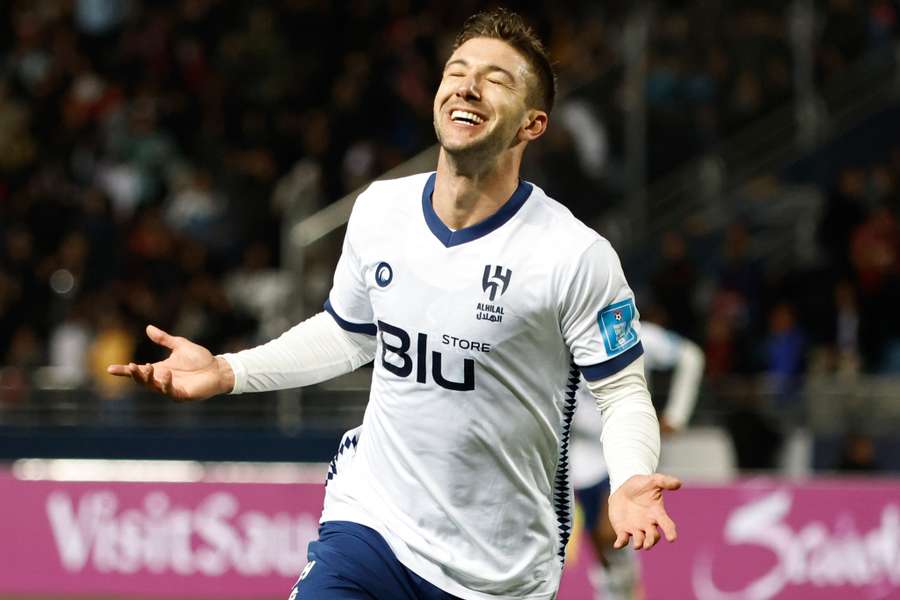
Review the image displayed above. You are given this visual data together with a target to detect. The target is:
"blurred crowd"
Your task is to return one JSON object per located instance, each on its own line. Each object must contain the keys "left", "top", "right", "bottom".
{"left": 640, "top": 126, "right": 900, "bottom": 470}
{"left": 705, "top": 137, "right": 900, "bottom": 380}
{"left": 526, "top": 0, "right": 899, "bottom": 216}
{"left": 0, "top": 0, "right": 898, "bottom": 438}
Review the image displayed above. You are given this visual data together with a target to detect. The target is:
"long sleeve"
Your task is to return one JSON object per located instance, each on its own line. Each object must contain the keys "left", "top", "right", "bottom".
{"left": 585, "top": 355, "right": 660, "bottom": 492}
{"left": 220, "top": 312, "right": 377, "bottom": 393}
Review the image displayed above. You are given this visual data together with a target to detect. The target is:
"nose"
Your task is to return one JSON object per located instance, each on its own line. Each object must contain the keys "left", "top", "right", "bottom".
{"left": 455, "top": 74, "right": 481, "bottom": 101}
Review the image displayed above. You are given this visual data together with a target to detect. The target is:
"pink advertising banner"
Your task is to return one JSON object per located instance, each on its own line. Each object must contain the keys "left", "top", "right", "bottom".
{"left": 632, "top": 479, "right": 900, "bottom": 600}
{"left": 1, "top": 470, "right": 899, "bottom": 599}
{"left": 0, "top": 470, "right": 324, "bottom": 598}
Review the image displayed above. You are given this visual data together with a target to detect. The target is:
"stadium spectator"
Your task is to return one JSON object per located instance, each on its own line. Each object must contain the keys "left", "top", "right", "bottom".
{"left": 651, "top": 231, "right": 700, "bottom": 340}
{"left": 836, "top": 431, "right": 881, "bottom": 471}
{"left": 820, "top": 166, "right": 869, "bottom": 276}
{"left": 48, "top": 302, "right": 93, "bottom": 387}
{"left": 831, "top": 279, "right": 862, "bottom": 374}
{"left": 764, "top": 301, "right": 808, "bottom": 407}
{"left": 89, "top": 304, "right": 135, "bottom": 399}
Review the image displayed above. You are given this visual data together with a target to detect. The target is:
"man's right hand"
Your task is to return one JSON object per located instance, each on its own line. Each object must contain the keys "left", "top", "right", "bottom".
{"left": 107, "top": 325, "right": 235, "bottom": 401}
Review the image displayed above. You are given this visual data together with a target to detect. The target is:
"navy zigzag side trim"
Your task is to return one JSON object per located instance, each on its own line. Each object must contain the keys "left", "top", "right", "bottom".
{"left": 325, "top": 432, "right": 359, "bottom": 486}
{"left": 553, "top": 361, "right": 580, "bottom": 564}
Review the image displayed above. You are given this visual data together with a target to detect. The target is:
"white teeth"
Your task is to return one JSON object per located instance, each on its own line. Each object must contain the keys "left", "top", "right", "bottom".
{"left": 450, "top": 110, "right": 484, "bottom": 125}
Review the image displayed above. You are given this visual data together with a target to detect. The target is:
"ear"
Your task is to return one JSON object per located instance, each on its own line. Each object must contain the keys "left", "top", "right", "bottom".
{"left": 518, "top": 109, "right": 548, "bottom": 143}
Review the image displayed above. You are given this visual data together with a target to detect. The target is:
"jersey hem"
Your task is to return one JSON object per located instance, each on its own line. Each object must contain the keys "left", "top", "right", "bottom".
{"left": 319, "top": 508, "right": 558, "bottom": 600}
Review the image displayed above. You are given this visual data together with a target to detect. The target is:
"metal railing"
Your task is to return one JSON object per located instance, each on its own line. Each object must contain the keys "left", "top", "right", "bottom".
{"left": 2, "top": 372, "right": 899, "bottom": 435}
{"left": 281, "top": 146, "right": 439, "bottom": 324}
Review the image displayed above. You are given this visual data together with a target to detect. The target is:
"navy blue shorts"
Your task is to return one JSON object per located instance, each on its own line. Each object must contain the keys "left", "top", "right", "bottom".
{"left": 289, "top": 521, "right": 461, "bottom": 600}
{"left": 574, "top": 477, "right": 611, "bottom": 533}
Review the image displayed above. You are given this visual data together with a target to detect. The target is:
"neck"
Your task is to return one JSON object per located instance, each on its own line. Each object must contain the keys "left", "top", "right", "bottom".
{"left": 432, "top": 149, "right": 522, "bottom": 230}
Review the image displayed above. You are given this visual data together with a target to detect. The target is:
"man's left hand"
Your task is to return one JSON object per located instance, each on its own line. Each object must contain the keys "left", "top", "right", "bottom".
{"left": 608, "top": 473, "right": 681, "bottom": 550}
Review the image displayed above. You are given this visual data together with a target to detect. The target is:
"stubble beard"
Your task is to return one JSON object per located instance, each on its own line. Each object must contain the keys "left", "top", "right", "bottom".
{"left": 434, "top": 118, "right": 517, "bottom": 176}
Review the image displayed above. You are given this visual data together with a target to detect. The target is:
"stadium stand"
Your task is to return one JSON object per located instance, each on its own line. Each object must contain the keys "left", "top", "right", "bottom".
{"left": 1, "top": 0, "right": 899, "bottom": 474}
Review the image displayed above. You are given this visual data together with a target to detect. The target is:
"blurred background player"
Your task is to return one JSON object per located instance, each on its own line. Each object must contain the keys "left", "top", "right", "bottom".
{"left": 572, "top": 320, "right": 704, "bottom": 600}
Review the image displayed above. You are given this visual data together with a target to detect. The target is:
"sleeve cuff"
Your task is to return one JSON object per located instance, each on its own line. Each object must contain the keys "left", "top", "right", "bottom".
{"left": 579, "top": 342, "right": 644, "bottom": 381}
{"left": 218, "top": 353, "right": 246, "bottom": 394}
{"left": 323, "top": 298, "right": 377, "bottom": 336}
{"left": 609, "top": 463, "right": 654, "bottom": 495}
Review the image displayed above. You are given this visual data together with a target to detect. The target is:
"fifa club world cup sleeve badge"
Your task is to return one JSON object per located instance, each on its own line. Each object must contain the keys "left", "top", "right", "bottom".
{"left": 597, "top": 298, "right": 639, "bottom": 356}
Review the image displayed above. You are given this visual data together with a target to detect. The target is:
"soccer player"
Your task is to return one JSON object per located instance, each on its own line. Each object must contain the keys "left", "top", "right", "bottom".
{"left": 109, "top": 9, "right": 681, "bottom": 600}
{"left": 572, "top": 321, "right": 704, "bottom": 599}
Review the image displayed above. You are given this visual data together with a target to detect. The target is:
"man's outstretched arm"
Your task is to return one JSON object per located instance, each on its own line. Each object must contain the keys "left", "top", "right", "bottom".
{"left": 108, "top": 312, "right": 377, "bottom": 400}
{"left": 588, "top": 356, "right": 681, "bottom": 550}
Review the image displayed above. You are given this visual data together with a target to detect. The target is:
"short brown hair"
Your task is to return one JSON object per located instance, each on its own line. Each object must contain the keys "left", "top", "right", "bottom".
{"left": 453, "top": 8, "right": 557, "bottom": 113}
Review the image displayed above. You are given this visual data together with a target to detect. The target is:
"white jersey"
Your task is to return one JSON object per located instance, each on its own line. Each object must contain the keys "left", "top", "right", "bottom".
{"left": 320, "top": 172, "right": 644, "bottom": 600}
{"left": 571, "top": 322, "right": 691, "bottom": 489}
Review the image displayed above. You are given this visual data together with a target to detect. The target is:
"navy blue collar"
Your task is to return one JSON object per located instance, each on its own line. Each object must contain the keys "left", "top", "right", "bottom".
{"left": 421, "top": 172, "right": 533, "bottom": 248}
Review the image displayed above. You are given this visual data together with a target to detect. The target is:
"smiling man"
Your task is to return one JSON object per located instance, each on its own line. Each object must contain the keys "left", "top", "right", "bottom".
{"left": 109, "top": 9, "right": 680, "bottom": 600}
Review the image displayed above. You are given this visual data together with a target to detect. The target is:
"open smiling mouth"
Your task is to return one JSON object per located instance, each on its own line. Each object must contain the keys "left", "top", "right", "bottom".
{"left": 450, "top": 110, "right": 486, "bottom": 127}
